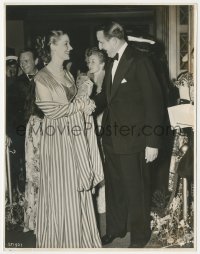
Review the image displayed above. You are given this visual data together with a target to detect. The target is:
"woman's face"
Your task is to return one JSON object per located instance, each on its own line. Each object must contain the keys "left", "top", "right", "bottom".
{"left": 53, "top": 34, "right": 73, "bottom": 61}
{"left": 87, "top": 54, "right": 104, "bottom": 74}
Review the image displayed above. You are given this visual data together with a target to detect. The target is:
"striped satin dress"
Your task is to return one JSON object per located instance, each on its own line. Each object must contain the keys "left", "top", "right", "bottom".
{"left": 34, "top": 67, "right": 104, "bottom": 248}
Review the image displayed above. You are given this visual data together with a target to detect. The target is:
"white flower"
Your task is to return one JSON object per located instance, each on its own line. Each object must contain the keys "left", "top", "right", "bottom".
{"left": 19, "top": 200, "right": 24, "bottom": 206}
{"left": 185, "top": 233, "right": 193, "bottom": 242}
{"left": 150, "top": 220, "right": 154, "bottom": 229}
{"left": 179, "top": 219, "right": 185, "bottom": 227}
{"left": 26, "top": 207, "right": 32, "bottom": 216}
{"left": 160, "top": 219, "right": 167, "bottom": 226}
{"left": 11, "top": 218, "right": 17, "bottom": 224}
{"left": 161, "top": 215, "right": 171, "bottom": 221}
{"left": 177, "top": 240, "right": 185, "bottom": 246}
{"left": 167, "top": 237, "right": 174, "bottom": 244}
{"left": 157, "top": 223, "right": 162, "bottom": 231}
{"left": 169, "top": 196, "right": 181, "bottom": 212}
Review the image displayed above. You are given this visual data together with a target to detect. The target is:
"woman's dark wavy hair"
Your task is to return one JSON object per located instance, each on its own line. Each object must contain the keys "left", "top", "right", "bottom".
{"left": 25, "top": 30, "right": 68, "bottom": 121}
{"left": 35, "top": 30, "right": 67, "bottom": 65}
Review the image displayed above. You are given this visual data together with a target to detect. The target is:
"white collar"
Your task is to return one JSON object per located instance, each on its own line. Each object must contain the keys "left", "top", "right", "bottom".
{"left": 26, "top": 69, "right": 38, "bottom": 80}
{"left": 26, "top": 69, "right": 38, "bottom": 77}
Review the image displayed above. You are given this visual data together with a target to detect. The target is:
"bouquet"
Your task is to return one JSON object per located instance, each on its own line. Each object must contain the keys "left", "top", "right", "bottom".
{"left": 76, "top": 72, "right": 95, "bottom": 115}
{"left": 76, "top": 72, "right": 94, "bottom": 98}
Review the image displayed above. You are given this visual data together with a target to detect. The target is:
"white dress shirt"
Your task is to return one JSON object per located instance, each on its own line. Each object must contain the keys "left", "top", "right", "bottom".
{"left": 26, "top": 69, "right": 38, "bottom": 81}
{"left": 112, "top": 41, "right": 128, "bottom": 82}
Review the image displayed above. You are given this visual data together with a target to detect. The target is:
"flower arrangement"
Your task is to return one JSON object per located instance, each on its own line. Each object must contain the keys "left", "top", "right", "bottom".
{"left": 5, "top": 190, "right": 25, "bottom": 232}
{"left": 151, "top": 187, "right": 194, "bottom": 248}
{"left": 76, "top": 73, "right": 93, "bottom": 97}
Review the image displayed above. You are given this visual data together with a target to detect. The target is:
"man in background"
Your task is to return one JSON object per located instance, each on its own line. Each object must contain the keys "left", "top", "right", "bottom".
{"left": 12, "top": 49, "right": 38, "bottom": 192}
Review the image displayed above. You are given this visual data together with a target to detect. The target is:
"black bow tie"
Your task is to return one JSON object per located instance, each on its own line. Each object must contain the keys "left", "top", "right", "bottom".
{"left": 111, "top": 53, "right": 119, "bottom": 62}
{"left": 27, "top": 74, "right": 35, "bottom": 80}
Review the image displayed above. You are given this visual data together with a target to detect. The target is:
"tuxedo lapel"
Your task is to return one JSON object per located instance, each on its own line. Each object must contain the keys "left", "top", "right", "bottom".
{"left": 21, "top": 73, "right": 29, "bottom": 83}
{"left": 110, "top": 46, "right": 134, "bottom": 101}
{"left": 18, "top": 74, "right": 32, "bottom": 99}
{"left": 21, "top": 74, "right": 32, "bottom": 88}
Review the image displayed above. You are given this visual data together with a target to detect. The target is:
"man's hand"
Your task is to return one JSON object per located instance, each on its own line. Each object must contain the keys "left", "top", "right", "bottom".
{"left": 145, "top": 146, "right": 158, "bottom": 163}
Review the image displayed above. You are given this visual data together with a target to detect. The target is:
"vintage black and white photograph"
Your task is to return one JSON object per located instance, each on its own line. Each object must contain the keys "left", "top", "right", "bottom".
{"left": 3, "top": 1, "right": 198, "bottom": 251}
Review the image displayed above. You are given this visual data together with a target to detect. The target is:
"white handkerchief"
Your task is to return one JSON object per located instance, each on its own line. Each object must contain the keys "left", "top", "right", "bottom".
{"left": 121, "top": 78, "right": 127, "bottom": 84}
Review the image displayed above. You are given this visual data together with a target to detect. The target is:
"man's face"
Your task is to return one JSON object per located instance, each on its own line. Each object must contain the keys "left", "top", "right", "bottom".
{"left": 19, "top": 52, "right": 36, "bottom": 74}
{"left": 96, "top": 31, "right": 116, "bottom": 58}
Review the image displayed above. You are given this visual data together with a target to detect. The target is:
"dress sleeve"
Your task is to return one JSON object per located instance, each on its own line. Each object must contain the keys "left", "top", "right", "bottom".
{"left": 35, "top": 79, "right": 83, "bottom": 120}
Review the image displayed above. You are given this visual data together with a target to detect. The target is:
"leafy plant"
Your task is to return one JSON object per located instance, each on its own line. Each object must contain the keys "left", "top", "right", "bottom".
{"left": 151, "top": 184, "right": 194, "bottom": 248}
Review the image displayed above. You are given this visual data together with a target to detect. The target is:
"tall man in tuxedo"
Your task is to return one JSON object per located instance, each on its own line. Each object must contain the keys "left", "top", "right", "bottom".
{"left": 94, "top": 21, "right": 164, "bottom": 248}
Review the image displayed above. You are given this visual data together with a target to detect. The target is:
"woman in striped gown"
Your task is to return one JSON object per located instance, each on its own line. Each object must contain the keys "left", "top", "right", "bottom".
{"left": 34, "top": 30, "right": 104, "bottom": 248}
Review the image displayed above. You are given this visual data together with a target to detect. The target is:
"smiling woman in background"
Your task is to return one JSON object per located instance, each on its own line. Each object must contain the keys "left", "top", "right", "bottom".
{"left": 33, "top": 30, "right": 103, "bottom": 248}
{"left": 86, "top": 47, "right": 106, "bottom": 95}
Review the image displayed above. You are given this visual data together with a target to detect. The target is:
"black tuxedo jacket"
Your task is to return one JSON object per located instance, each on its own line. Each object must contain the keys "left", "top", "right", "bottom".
{"left": 17, "top": 73, "right": 44, "bottom": 125}
{"left": 6, "top": 77, "right": 19, "bottom": 137}
{"left": 6, "top": 74, "right": 32, "bottom": 142}
{"left": 94, "top": 45, "right": 164, "bottom": 154}
{"left": 15, "top": 74, "right": 33, "bottom": 126}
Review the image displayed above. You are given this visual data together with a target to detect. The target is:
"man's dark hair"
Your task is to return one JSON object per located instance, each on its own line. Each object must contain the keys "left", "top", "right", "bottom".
{"left": 96, "top": 21, "right": 125, "bottom": 40}
{"left": 18, "top": 48, "right": 37, "bottom": 60}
